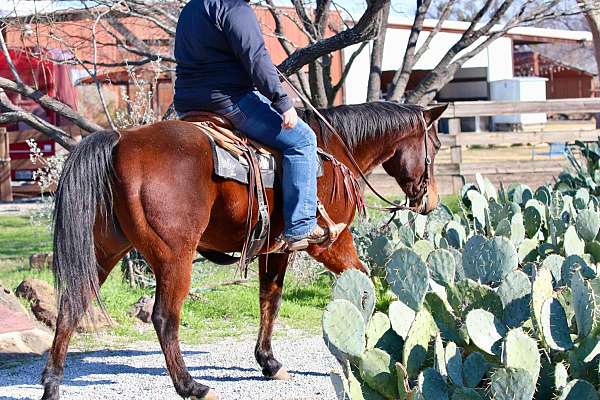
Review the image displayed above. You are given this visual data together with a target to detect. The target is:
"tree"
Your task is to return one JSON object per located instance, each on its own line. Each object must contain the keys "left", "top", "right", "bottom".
{"left": 373, "top": 0, "right": 588, "bottom": 105}
{"left": 0, "top": 0, "right": 390, "bottom": 143}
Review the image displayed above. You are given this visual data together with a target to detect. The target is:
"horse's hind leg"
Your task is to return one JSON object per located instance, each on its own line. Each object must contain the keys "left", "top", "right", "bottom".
{"left": 42, "top": 226, "right": 131, "bottom": 400}
{"left": 255, "top": 253, "right": 290, "bottom": 380}
{"left": 150, "top": 251, "right": 218, "bottom": 400}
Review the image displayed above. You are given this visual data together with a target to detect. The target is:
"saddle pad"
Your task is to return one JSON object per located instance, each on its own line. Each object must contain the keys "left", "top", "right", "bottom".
{"left": 207, "top": 136, "right": 323, "bottom": 188}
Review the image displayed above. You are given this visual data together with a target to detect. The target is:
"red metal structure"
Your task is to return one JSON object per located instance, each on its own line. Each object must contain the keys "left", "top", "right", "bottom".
{"left": 0, "top": 48, "right": 78, "bottom": 181}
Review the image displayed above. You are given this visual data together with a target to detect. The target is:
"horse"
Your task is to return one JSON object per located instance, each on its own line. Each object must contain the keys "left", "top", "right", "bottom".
{"left": 41, "top": 101, "right": 447, "bottom": 400}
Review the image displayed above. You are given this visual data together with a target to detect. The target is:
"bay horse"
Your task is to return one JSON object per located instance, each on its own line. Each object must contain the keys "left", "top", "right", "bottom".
{"left": 41, "top": 101, "right": 447, "bottom": 400}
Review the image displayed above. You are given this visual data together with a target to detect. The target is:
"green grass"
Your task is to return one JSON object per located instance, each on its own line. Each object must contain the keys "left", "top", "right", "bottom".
{"left": 0, "top": 216, "right": 52, "bottom": 258}
{"left": 0, "top": 214, "right": 331, "bottom": 346}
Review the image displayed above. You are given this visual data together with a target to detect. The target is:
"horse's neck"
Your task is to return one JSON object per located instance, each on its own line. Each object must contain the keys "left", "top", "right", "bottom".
{"left": 336, "top": 133, "right": 405, "bottom": 175}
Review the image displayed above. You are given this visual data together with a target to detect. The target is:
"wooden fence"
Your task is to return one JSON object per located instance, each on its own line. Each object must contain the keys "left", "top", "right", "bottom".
{"left": 437, "top": 98, "right": 600, "bottom": 194}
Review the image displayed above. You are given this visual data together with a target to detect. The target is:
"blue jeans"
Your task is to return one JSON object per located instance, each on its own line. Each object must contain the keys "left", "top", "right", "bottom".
{"left": 213, "top": 91, "right": 318, "bottom": 240}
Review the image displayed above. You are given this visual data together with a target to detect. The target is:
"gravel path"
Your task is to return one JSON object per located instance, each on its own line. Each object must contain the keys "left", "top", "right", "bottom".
{"left": 0, "top": 335, "right": 339, "bottom": 400}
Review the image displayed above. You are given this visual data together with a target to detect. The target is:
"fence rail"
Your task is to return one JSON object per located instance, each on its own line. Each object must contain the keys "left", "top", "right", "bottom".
{"left": 434, "top": 98, "right": 600, "bottom": 194}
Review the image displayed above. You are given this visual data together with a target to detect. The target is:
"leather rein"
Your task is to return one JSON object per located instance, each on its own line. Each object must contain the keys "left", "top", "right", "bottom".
{"left": 277, "top": 70, "right": 432, "bottom": 215}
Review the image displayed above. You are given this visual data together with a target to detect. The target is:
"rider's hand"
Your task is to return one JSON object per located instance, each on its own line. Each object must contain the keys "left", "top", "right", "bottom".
{"left": 282, "top": 108, "right": 298, "bottom": 129}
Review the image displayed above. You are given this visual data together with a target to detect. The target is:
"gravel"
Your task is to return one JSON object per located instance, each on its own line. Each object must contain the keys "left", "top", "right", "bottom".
{"left": 0, "top": 335, "right": 339, "bottom": 400}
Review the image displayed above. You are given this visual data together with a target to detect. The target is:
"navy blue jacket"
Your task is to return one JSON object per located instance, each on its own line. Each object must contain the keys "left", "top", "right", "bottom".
{"left": 174, "top": 0, "right": 293, "bottom": 114}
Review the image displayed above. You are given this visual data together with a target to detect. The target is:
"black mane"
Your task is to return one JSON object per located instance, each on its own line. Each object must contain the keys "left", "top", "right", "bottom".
{"left": 302, "top": 102, "right": 425, "bottom": 149}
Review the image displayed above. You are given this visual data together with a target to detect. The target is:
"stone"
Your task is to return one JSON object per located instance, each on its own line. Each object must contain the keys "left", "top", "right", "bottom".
{"left": 0, "top": 327, "right": 53, "bottom": 358}
{"left": 0, "top": 283, "right": 28, "bottom": 315}
{"left": 14, "top": 278, "right": 112, "bottom": 332}
{"left": 129, "top": 295, "right": 154, "bottom": 323}
{"left": 29, "top": 253, "right": 53, "bottom": 270}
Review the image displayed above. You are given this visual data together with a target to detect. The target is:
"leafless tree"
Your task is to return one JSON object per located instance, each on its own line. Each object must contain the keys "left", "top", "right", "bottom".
{"left": 379, "top": 0, "right": 588, "bottom": 105}
{"left": 0, "top": 0, "right": 389, "bottom": 144}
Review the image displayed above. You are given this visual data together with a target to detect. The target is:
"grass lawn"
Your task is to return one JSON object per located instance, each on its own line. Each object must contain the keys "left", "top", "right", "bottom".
{"left": 0, "top": 194, "right": 458, "bottom": 347}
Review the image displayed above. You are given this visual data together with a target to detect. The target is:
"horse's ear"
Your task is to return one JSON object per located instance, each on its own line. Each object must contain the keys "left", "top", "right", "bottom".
{"left": 423, "top": 103, "right": 448, "bottom": 125}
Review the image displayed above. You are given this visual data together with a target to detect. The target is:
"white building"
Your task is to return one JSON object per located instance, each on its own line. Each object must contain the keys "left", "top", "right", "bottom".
{"left": 342, "top": 17, "right": 593, "bottom": 105}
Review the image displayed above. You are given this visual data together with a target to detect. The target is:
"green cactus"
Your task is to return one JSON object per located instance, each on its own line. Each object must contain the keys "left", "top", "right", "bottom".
{"left": 396, "top": 362, "right": 410, "bottom": 400}
{"left": 532, "top": 267, "right": 554, "bottom": 344}
{"left": 557, "top": 379, "right": 599, "bottom": 400}
{"left": 388, "top": 300, "right": 416, "bottom": 340}
{"left": 367, "top": 234, "right": 396, "bottom": 269}
{"left": 445, "top": 220, "right": 466, "bottom": 249}
{"left": 574, "top": 188, "right": 591, "bottom": 210}
{"left": 511, "top": 213, "right": 526, "bottom": 246}
{"left": 418, "top": 368, "right": 448, "bottom": 400}
{"left": 502, "top": 328, "right": 541, "bottom": 386}
{"left": 358, "top": 348, "right": 398, "bottom": 399}
{"left": 495, "top": 218, "right": 512, "bottom": 238}
{"left": 575, "top": 209, "right": 600, "bottom": 241}
{"left": 555, "top": 362, "right": 569, "bottom": 391}
{"left": 564, "top": 225, "right": 585, "bottom": 256}
{"left": 434, "top": 334, "right": 447, "bottom": 379}
{"left": 322, "top": 299, "right": 366, "bottom": 358}
{"left": 585, "top": 241, "right": 600, "bottom": 263}
{"left": 562, "top": 255, "right": 595, "bottom": 286}
{"left": 462, "top": 235, "right": 518, "bottom": 285}
{"left": 524, "top": 206, "right": 542, "bottom": 239}
{"left": 571, "top": 270, "right": 600, "bottom": 338}
{"left": 424, "top": 292, "right": 463, "bottom": 344}
{"left": 427, "top": 249, "right": 456, "bottom": 286}
{"left": 403, "top": 309, "right": 437, "bottom": 378}
{"left": 490, "top": 368, "right": 535, "bottom": 400}
{"left": 397, "top": 224, "right": 416, "bottom": 248}
{"left": 535, "top": 186, "right": 552, "bottom": 205}
{"left": 333, "top": 269, "right": 376, "bottom": 324}
{"left": 462, "top": 352, "right": 488, "bottom": 388}
{"left": 550, "top": 190, "right": 565, "bottom": 219}
{"left": 511, "top": 184, "right": 534, "bottom": 206}
{"left": 447, "top": 279, "right": 503, "bottom": 318}
{"left": 412, "top": 240, "right": 436, "bottom": 262}
{"left": 467, "top": 190, "right": 488, "bottom": 230}
{"left": 540, "top": 298, "right": 574, "bottom": 351}
{"left": 497, "top": 270, "right": 531, "bottom": 328}
{"left": 541, "top": 254, "right": 565, "bottom": 286}
{"left": 518, "top": 238, "right": 539, "bottom": 263}
{"left": 365, "top": 312, "right": 391, "bottom": 350}
{"left": 426, "top": 205, "right": 453, "bottom": 239}
{"left": 386, "top": 248, "right": 430, "bottom": 311}
{"left": 450, "top": 387, "right": 483, "bottom": 400}
{"left": 465, "top": 308, "right": 507, "bottom": 355}
{"left": 445, "top": 341, "right": 463, "bottom": 386}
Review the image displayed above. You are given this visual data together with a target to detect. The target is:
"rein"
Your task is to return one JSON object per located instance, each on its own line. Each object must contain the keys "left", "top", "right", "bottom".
{"left": 277, "top": 70, "right": 432, "bottom": 215}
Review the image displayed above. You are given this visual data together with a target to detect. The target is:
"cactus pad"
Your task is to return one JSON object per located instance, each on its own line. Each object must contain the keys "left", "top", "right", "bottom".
{"left": 462, "top": 352, "right": 488, "bottom": 388}
{"left": 524, "top": 206, "right": 542, "bottom": 238}
{"left": 427, "top": 249, "right": 456, "bottom": 286}
{"left": 502, "top": 328, "right": 541, "bottom": 385}
{"left": 322, "top": 299, "right": 366, "bottom": 358}
{"left": 557, "top": 379, "right": 599, "bottom": 400}
{"left": 490, "top": 368, "right": 535, "bottom": 400}
{"left": 366, "top": 312, "right": 391, "bottom": 350}
{"left": 575, "top": 209, "right": 600, "bottom": 241}
{"left": 541, "top": 254, "right": 565, "bottom": 286}
{"left": 532, "top": 267, "right": 554, "bottom": 343}
{"left": 451, "top": 387, "right": 483, "bottom": 400}
{"left": 386, "top": 248, "right": 430, "bottom": 311}
{"left": 358, "top": 348, "right": 398, "bottom": 399}
{"left": 403, "top": 309, "right": 437, "bottom": 377}
{"left": 571, "top": 270, "right": 600, "bottom": 338}
{"left": 465, "top": 309, "right": 507, "bottom": 355}
{"left": 445, "top": 341, "right": 463, "bottom": 386}
{"left": 462, "top": 235, "right": 518, "bottom": 285}
{"left": 497, "top": 270, "right": 531, "bottom": 328}
{"left": 333, "top": 270, "right": 376, "bottom": 325}
{"left": 540, "top": 298, "right": 574, "bottom": 351}
{"left": 564, "top": 226, "right": 585, "bottom": 256}
{"left": 555, "top": 362, "right": 568, "bottom": 391}
{"left": 388, "top": 300, "right": 416, "bottom": 340}
{"left": 418, "top": 368, "right": 448, "bottom": 400}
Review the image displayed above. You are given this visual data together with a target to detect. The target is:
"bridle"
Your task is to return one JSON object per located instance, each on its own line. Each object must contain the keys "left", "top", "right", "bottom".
{"left": 278, "top": 70, "right": 434, "bottom": 216}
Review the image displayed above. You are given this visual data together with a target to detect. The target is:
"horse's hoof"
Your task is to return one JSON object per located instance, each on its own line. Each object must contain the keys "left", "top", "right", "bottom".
{"left": 191, "top": 389, "right": 220, "bottom": 400}
{"left": 271, "top": 367, "right": 292, "bottom": 381}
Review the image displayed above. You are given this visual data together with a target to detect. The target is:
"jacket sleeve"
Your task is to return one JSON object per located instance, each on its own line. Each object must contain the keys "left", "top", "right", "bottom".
{"left": 221, "top": 2, "right": 293, "bottom": 114}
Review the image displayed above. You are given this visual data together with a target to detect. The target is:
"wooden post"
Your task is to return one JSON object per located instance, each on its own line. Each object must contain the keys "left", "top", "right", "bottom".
{"left": 448, "top": 118, "right": 463, "bottom": 194}
{"left": 0, "top": 128, "right": 13, "bottom": 202}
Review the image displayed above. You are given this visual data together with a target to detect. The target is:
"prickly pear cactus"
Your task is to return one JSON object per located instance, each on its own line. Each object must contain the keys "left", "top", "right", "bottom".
{"left": 403, "top": 309, "right": 437, "bottom": 377}
{"left": 386, "top": 248, "right": 430, "bottom": 311}
{"left": 501, "top": 328, "right": 540, "bottom": 386}
{"left": 322, "top": 299, "right": 366, "bottom": 358}
{"left": 497, "top": 270, "right": 531, "bottom": 328}
{"left": 462, "top": 236, "right": 518, "bottom": 285}
{"left": 427, "top": 249, "right": 456, "bottom": 286}
{"left": 388, "top": 300, "right": 416, "bottom": 340}
{"left": 575, "top": 209, "right": 600, "bottom": 241}
{"left": 332, "top": 269, "right": 376, "bottom": 324}
{"left": 557, "top": 379, "right": 598, "bottom": 400}
{"left": 358, "top": 348, "right": 398, "bottom": 399}
{"left": 490, "top": 368, "right": 535, "bottom": 400}
{"left": 539, "top": 298, "right": 573, "bottom": 351}
{"left": 465, "top": 309, "right": 506, "bottom": 355}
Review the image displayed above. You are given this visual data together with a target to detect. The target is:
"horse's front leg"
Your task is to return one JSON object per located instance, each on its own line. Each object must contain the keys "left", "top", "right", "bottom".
{"left": 308, "top": 228, "right": 367, "bottom": 275}
{"left": 255, "top": 253, "right": 291, "bottom": 380}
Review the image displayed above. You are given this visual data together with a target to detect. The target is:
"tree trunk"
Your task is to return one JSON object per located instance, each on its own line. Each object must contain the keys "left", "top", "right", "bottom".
{"left": 366, "top": 1, "right": 391, "bottom": 102}
{"left": 309, "top": 59, "right": 329, "bottom": 107}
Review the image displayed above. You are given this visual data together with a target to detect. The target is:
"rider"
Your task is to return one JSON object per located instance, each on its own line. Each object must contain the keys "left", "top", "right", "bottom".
{"left": 174, "top": 0, "right": 343, "bottom": 251}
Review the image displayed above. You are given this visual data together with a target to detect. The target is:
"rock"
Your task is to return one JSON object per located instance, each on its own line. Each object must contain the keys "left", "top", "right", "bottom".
{"left": 129, "top": 295, "right": 154, "bottom": 323}
{"left": 14, "top": 278, "right": 112, "bottom": 332}
{"left": 15, "top": 278, "right": 54, "bottom": 304}
{"left": 29, "top": 253, "right": 53, "bottom": 270}
{"left": 0, "top": 283, "right": 28, "bottom": 315}
{"left": 0, "top": 328, "right": 53, "bottom": 358}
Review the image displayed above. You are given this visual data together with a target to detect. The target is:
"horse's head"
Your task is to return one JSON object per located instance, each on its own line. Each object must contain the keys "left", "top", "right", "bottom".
{"left": 382, "top": 103, "right": 448, "bottom": 215}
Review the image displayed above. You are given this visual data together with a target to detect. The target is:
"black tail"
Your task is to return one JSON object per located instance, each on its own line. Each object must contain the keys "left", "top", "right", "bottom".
{"left": 52, "top": 130, "right": 120, "bottom": 321}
